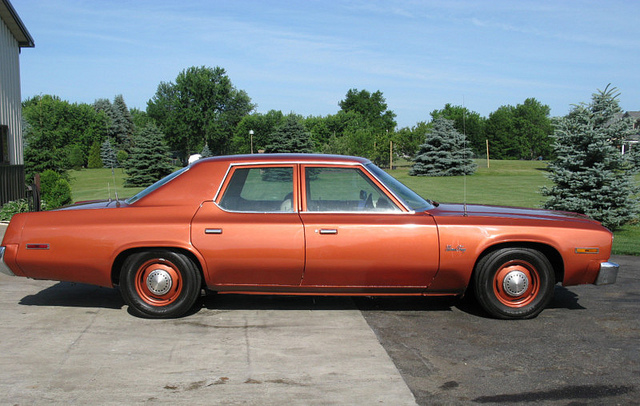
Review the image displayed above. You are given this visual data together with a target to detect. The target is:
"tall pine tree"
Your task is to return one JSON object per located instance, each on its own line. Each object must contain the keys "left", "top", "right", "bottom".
{"left": 125, "top": 124, "right": 174, "bottom": 187}
{"left": 112, "top": 95, "right": 135, "bottom": 148}
{"left": 410, "top": 117, "right": 476, "bottom": 176}
{"left": 542, "top": 85, "right": 639, "bottom": 230}
{"left": 265, "top": 114, "right": 313, "bottom": 153}
{"left": 101, "top": 138, "right": 118, "bottom": 168}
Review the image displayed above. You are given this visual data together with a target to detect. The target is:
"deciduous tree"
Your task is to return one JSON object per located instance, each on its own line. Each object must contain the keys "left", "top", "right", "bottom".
{"left": 339, "top": 89, "right": 396, "bottom": 132}
{"left": 394, "top": 122, "right": 431, "bottom": 158}
{"left": 23, "top": 95, "right": 108, "bottom": 180}
{"left": 484, "top": 98, "right": 553, "bottom": 160}
{"left": 230, "top": 110, "right": 285, "bottom": 154}
{"left": 147, "top": 66, "right": 255, "bottom": 158}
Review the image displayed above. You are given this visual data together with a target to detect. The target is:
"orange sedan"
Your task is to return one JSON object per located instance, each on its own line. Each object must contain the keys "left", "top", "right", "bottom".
{"left": 0, "top": 154, "right": 618, "bottom": 319}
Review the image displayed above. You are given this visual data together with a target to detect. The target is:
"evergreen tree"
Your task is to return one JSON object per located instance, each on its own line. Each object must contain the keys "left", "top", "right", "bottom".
{"left": 200, "top": 143, "right": 212, "bottom": 158}
{"left": 87, "top": 140, "right": 103, "bottom": 169}
{"left": 263, "top": 115, "right": 313, "bottom": 181}
{"left": 112, "top": 95, "right": 135, "bottom": 147}
{"left": 101, "top": 138, "right": 118, "bottom": 168}
{"left": 66, "top": 144, "right": 85, "bottom": 170}
{"left": 410, "top": 117, "right": 477, "bottom": 176}
{"left": 628, "top": 147, "right": 640, "bottom": 173}
{"left": 265, "top": 114, "right": 314, "bottom": 153}
{"left": 125, "top": 124, "right": 174, "bottom": 187}
{"left": 94, "top": 96, "right": 135, "bottom": 148}
{"left": 542, "top": 85, "right": 639, "bottom": 230}
{"left": 94, "top": 98, "right": 117, "bottom": 139}
{"left": 430, "top": 104, "right": 486, "bottom": 156}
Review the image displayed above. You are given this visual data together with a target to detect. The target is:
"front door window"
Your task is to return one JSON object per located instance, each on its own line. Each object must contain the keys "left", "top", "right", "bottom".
{"left": 304, "top": 167, "right": 400, "bottom": 212}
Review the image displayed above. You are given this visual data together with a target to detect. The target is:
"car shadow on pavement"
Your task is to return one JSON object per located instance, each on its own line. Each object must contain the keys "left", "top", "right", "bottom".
{"left": 199, "top": 293, "right": 360, "bottom": 312}
{"left": 353, "top": 295, "right": 457, "bottom": 312}
{"left": 16, "top": 284, "right": 586, "bottom": 316}
{"left": 547, "top": 285, "right": 586, "bottom": 310}
{"left": 19, "top": 282, "right": 124, "bottom": 310}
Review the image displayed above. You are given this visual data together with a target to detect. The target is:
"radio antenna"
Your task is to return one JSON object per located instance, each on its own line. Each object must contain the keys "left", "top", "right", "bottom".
{"left": 111, "top": 165, "right": 120, "bottom": 207}
{"left": 462, "top": 97, "right": 468, "bottom": 217}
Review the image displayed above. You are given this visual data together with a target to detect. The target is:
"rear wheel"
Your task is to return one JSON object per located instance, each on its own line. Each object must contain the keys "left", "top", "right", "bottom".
{"left": 474, "top": 248, "right": 555, "bottom": 319}
{"left": 120, "top": 250, "right": 201, "bottom": 318}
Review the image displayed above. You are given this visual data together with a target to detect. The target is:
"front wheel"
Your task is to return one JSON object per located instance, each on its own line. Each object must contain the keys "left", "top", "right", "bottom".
{"left": 120, "top": 250, "right": 202, "bottom": 318}
{"left": 474, "top": 248, "right": 555, "bottom": 319}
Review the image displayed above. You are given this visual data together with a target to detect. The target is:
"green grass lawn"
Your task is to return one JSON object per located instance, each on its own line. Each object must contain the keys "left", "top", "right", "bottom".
{"left": 68, "top": 161, "right": 639, "bottom": 255}
{"left": 389, "top": 159, "right": 551, "bottom": 208}
{"left": 68, "top": 168, "right": 145, "bottom": 203}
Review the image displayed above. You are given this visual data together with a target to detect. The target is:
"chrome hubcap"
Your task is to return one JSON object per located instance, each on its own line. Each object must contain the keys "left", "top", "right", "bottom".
{"left": 146, "top": 269, "right": 173, "bottom": 296}
{"left": 503, "top": 270, "right": 529, "bottom": 297}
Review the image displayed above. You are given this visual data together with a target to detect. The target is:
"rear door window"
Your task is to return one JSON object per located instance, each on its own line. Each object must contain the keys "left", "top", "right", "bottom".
{"left": 218, "top": 166, "right": 295, "bottom": 212}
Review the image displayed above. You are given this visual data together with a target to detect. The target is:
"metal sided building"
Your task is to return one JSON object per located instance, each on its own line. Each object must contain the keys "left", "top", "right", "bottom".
{"left": 0, "top": 0, "right": 34, "bottom": 205}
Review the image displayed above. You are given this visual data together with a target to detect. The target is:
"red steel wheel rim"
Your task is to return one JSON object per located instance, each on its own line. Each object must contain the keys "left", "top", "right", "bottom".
{"left": 134, "top": 258, "right": 183, "bottom": 306}
{"left": 493, "top": 259, "right": 540, "bottom": 308}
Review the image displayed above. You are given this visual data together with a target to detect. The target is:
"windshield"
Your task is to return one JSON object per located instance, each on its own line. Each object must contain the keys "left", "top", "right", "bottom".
{"left": 125, "top": 167, "right": 189, "bottom": 204}
{"left": 366, "top": 163, "right": 435, "bottom": 212}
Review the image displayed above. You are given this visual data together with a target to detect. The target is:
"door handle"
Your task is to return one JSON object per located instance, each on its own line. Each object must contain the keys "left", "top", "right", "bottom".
{"left": 318, "top": 228, "right": 338, "bottom": 235}
{"left": 205, "top": 228, "right": 223, "bottom": 235}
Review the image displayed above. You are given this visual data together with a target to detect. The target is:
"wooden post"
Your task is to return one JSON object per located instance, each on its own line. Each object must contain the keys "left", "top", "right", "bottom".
{"left": 486, "top": 139, "right": 490, "bottom": 168}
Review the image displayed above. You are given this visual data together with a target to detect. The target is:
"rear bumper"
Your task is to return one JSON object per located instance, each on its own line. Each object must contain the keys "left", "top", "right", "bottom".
{"left": 0, "top": 246, "right": 16, "bottom": 276}
{"left": 594, "top": 261, "right": 619, "bottom": 285}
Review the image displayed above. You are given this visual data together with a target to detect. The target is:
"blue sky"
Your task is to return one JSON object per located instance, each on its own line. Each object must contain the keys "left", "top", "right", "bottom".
{"left": 13, "top": 0, "right": 640, "bottom": 128}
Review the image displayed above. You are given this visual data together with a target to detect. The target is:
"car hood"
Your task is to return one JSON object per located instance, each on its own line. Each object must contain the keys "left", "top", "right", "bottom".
{"left": 428, "top": 203, "right": 599, "bottom": 224}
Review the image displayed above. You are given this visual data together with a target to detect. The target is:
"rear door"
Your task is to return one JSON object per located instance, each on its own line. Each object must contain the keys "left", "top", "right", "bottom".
{"left": 191, "top": 164, "right": 304, "bottom": 286}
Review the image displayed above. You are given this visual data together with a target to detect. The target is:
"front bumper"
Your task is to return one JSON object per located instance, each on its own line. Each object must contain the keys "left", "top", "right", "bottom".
{"left": 0, "top": 247, "right": 16, "bottom": 276}
{"left": 594, "top": 261, "right": 619, "bottom": 285}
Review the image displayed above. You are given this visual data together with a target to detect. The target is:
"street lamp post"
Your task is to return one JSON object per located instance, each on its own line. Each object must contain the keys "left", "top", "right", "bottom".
{"left": 249, "top": 130, "right": 254, "bottom": 154}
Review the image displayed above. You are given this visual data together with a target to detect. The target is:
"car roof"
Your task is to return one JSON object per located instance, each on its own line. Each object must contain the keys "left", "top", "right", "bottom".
{"left": 193, "top": 153, "right": 372, "bottom": 166}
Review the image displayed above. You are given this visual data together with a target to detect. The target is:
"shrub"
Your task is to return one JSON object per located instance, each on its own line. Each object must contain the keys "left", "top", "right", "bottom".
{"left": 117, "top": 150, "right": 129, "bottom": 168}
{"left": 0, "top": 199, "right": 30, "bottom": 221}
{"left": 40, "top": 170, "right": 73, "bottom": 209}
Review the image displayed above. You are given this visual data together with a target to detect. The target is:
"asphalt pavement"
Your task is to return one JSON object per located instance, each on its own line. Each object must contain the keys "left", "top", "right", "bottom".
{"left": 357, "top": 255, "right": 640, "bottom": 405}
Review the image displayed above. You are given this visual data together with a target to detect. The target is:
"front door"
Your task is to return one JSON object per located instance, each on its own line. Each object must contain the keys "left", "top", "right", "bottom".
{"left": 299, "top": 165, "right": 439, "bottom": 290}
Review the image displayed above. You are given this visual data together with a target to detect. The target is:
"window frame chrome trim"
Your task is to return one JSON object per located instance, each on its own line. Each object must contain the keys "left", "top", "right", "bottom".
{"left": 212, "top": 159, "right": 417, "bottom": 215}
